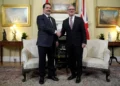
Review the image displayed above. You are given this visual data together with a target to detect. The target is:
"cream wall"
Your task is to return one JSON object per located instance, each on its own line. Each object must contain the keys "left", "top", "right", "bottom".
{"left": 0, "top": 0, "right": 120, "bottom": 40}
{"left": 86, "top": 0, "right": 120, "bottom": 40}
{"left": 95, "top": 0, "right": 120, "bottom": 41}
{"left": 86, "top": 0, "right": 96, "bottom": 39}
{"left": 0, "top": 0, "right": 43, "bottom": 40}
{"left": 0, "top": 0, "right": 120, "bottom": 62}
{"left": 0, "top": 0, "right": 43, "bottom": 62}
{"left": 0, "top": 0, "right": 3, "bottom": 40}
{"left": 94, "top": 0, "right": 120, "bottom": 56}
{"left": 0, "top": 0, "right": 33, "bottom": 41}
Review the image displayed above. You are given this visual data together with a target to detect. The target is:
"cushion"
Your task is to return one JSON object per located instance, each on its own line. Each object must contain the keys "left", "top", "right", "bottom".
{"left": 29, "top": 46, "right": 39, "bottom": 58}
{"left": 23, "top": 39, "right": 37, "bottom": 48}
{"left": 83, "top": 47, "right": 87, "bottom": 59}
{"left": 23, "top": 39, "right": 39, "bottom": 58}
{"left": 23, "top": 58, "right": 39, "bottom": 69}
{"left": 83, "top": 57, "right": 109, "bottom": 69}
{"left": 87, "top": 39, "right": 108, "bottom": 60}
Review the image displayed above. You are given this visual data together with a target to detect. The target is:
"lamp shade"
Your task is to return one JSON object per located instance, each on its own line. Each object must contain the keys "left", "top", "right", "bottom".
{"left": 116, "top": 26, "right": 120, "bottom": 32}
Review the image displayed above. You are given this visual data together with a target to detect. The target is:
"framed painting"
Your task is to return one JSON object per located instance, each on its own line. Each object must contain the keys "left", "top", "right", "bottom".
{"left": 96, "top": 7, "right": 120, "bottom": 28}
{"left": 2, "top": 5, "right": 30, "bottom": 27}
{"left": 49, "top": 0, "right": 78, "bottom": 13}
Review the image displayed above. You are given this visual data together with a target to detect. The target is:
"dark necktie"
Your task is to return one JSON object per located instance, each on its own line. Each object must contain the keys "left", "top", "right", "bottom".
{"left": 48, "top": 16, "right": 52, "bottom": 24}
{"left": 48, "top": 16, "right": 51, "bottom": 20}
{"left": 70, "top": 17, "right": 73, "bottom": 29}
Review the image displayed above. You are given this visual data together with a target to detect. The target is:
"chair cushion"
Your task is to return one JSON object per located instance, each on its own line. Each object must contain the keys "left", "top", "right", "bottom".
{"left": 23, "top": 39, "right": 37, "bottom": 48}
{"left": 23, "top": 39, "right": 39, "bottom": 58}
{"left": 83, "top": 57, "right": 109, "bottom": 69}
{"left": 23, "top": 58, "right": 39, "bottom": 69}
{"left": 29, "top": 46, "right": 39, "bottom": 58}
{"left": 87, "top": 39, "right": 108, "bottom": 60}
{"left": 83, "top": 47, "right": 87, "bottom": 59}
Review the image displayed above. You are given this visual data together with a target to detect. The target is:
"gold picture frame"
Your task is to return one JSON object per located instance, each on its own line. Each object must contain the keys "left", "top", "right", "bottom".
{"left": 2, "top": 5, "right": 31, "bottom": 27}
{"left": 49, "top": 0, "right": 78, "bottom": 13}
{"left": 96, "top": 7, "right": 120, "bottom": 28}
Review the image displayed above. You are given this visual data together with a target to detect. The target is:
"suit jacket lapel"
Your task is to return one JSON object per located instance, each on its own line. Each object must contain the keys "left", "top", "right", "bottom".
{"left": 51, "top": 18, "right": 54, "bottom": 25}
{"left": 51, "top": 17, "right": 56, "bottom": 30}
{"left": 66, "top": 18, "right": 71, "bottom": 29}
{"left": 43, "top": 14, "right": 49, "bottom": 24}
{"left": 43, "top": 14, "right": 53, "bottom": 27}
{"left": 72, "top": 16, "right": 77, "bottom": 29}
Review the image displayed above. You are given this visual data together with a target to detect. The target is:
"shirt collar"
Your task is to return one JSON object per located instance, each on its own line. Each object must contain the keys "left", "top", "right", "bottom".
{"left": 69, "top": 15, "right": 75, "bottom": 19}
{"left": 44, "top": 13, "right": 50, "bottom": 18}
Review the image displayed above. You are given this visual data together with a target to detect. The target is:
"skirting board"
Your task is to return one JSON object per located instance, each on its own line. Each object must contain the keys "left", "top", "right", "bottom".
{"left": 2, "top": 56, "right": 120, "bottom": 62}
{"left": 3, "top": 56, "right": 23, "bottom": 62}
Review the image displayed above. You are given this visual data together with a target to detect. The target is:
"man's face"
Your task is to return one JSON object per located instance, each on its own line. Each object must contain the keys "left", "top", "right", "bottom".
{"left": 43, "top": 4, "right": 51, "bottom": 15}
{"left": 67, "top": 6, "right": 75, "bottom": 16}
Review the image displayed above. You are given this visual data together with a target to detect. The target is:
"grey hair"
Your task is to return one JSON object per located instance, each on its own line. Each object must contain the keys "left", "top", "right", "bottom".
{"left": 67, "top": 4, "right": 75, "bottom": 10}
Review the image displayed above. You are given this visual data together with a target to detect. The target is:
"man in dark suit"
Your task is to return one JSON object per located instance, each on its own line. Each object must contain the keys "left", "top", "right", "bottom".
{"left": 36, "top": 3, "right": 59, "bottom": 84}
{"left": 56, "top": 5, "right": 86, "bottom": 83}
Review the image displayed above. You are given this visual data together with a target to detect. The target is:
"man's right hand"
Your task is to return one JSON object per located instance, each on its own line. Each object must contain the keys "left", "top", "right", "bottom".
{"left": 56, "top": 32, "right": 61, "bottom": 37}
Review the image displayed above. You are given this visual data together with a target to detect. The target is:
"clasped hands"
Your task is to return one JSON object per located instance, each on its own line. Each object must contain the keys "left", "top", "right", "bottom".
{"left": 55, "top": 31, "right": 61, "bottom": 37}
{"left": 55, "top": 31, "right": 86, "bottom": 48}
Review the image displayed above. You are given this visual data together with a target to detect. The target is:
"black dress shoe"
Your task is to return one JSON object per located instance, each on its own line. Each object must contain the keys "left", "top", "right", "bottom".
{"left": 47, "top": 76, "right": 59, "bottom": 81}
{"left": 67, "top": 75, "right": 76, "bottom": 80}
{"left": 39, "top": 77, "right": 44, "bottom": 84}
{"left": 76, "top": 76, "right": 81, "bottom": 83}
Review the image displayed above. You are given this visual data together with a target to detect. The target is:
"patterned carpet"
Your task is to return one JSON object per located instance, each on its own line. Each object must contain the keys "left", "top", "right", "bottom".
{"left": 0, "top": 64, "right": 120, "bottom": 86}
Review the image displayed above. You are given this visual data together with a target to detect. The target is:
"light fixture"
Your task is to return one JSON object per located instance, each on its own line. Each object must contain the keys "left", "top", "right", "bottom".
{"left": 116, "top": 25, "right": 120, "bottom": 41}
{"left": 10, "top": 24, "right": 17, "bottom": 41}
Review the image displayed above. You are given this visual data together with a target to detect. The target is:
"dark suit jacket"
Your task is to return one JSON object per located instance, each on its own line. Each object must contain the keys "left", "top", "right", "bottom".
{"left": 36, "top": 14, "right": 58, "bottom": 47}
{"left": 61, "top": 16, "right": 86, "bottom": 46}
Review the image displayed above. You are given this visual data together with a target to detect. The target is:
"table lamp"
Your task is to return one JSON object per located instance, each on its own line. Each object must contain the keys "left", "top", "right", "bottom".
{"left": 10, "top": 24, "right": 17, "bottom": 41}
{"left": 116, "top": 25, "right": 120, "bottom": 41}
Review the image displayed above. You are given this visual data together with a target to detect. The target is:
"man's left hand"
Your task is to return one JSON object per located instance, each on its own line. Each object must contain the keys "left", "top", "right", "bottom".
{"left": 82, "top": 43, "right": 86, "bottom": 48}
{"left": 56, "top": 41, "right": 59, "bottom": 47}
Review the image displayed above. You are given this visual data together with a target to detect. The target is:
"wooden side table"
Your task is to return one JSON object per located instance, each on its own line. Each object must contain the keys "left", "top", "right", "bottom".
{"left": 108, "top": 42, "right": 120, "bottom": 65}
{"left": 0, "top": 41, "right": 23, "bottom": 65}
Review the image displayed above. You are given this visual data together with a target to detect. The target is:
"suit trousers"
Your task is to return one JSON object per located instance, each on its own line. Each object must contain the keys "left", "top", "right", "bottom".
{"left": 66, "top": 45, "right": 83, "bottom": 76}
{"left": 38, "top": 46, "right": 55, "bottom": 77}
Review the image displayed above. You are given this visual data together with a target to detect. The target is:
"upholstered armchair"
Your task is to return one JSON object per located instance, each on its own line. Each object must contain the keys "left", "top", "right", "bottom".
{"left": 21, "top": 39, "right": 39, "bottom": 82}
{"left": 82, "top": 39, "right": 110, "bottom": 82}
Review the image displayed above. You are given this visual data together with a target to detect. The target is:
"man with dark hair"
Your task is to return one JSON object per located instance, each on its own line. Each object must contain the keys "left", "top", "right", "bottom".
{"left": 56, "top": 5, "right": 86, "bottom": 83}
{"left": 36, "top": 3, "right": 59, "bottom": 84}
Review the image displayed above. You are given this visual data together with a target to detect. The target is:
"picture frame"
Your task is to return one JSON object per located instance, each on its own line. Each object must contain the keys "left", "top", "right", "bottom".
{"left": 96, "top": 7, "right": 120, "bottom": 28}
{"left": 49, "top": 0, "right": 78, "bottom": 13}
{"left": 2, "top": 5, "right": 30, "bottom": 27}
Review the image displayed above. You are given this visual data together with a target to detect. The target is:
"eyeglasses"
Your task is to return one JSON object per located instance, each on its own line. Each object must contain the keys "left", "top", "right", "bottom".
{"left": 68, "top": 9, "right": 75, "bottom": 11}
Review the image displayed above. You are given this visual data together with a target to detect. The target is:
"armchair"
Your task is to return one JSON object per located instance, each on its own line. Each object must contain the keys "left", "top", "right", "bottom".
{"left": 21, "top": 39, "right": 39, "bottom": 82}
{"left": 83, "top": 39, "right": 110, "bottom": 82}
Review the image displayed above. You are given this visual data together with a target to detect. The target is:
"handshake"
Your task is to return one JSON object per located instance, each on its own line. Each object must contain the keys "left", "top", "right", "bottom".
{"left": 55, "top": 31, "right": 61, "bottom": 37}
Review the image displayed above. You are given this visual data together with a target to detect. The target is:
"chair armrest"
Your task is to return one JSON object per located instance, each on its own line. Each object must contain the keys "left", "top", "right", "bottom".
{"left": 83, "top": 47, "right": 87, "bottom": 59}
{"left": 103, "top": 48, "right": 111, "bottom": 62}
{"left": 21, "top": 48, "right": 30, "bottom": 64}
